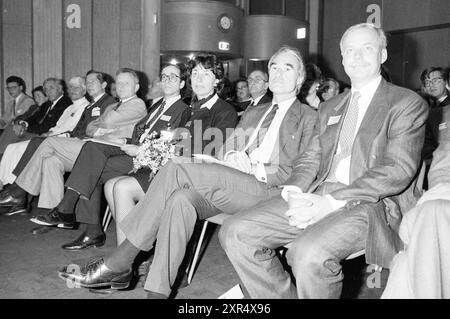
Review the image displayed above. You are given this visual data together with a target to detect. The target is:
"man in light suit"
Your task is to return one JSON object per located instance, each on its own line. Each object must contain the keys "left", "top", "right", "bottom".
{"left": 0, "top": 76, "right": 35, "bottom": 130}
{"left": 0, "top": 68, "right": 147, "bottom": 226}
{"left": 58, "top": 46, "right": 318, "bottom": 298}
{"left": 219, "top": 23, "right": 429, "bottom": 299}
{"left": 382, "top": 129, "right": 450, "bottom": 299}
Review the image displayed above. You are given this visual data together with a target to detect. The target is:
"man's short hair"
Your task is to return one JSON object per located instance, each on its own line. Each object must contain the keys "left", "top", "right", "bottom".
{"left": 68, "top": 76, "right": 87, "bottom": 91}
{"left": 86, "top": 70, "right": 107, "bottom": 84}
{"left": 268, "top": 45, "right": 306, "bottom": 94}
{"left": 43, "top": 78, "right": 65, "bottom": 91}
{"left": 6, "top": 76, "right": 26, "bottom": 93}
{"left": 340, "top": 23, "right": 388, "bottom": 51}
{"left": 161, "top": 63, "right": 189, "bottom": 83}
{"left": 249, "top": 70, "right": 269, "bottom": 82}
{"left": 116, "top": 68, "right": 140, "bottom": 84}
{"left": 420, "top": 67, "right": 449, "bottom": 84}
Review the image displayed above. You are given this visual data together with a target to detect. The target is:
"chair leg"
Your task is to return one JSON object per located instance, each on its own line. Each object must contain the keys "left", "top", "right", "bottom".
{"left": 187, "top": 220, "right": 209, "bottom": 285}
{"left": 102, "top": 206, "right": 112, "bottom": 232}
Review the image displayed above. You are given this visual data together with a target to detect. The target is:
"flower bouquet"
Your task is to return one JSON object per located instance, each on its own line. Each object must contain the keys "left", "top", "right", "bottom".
{"left": 132, "top": 131, "right": 178, "bottom": 180}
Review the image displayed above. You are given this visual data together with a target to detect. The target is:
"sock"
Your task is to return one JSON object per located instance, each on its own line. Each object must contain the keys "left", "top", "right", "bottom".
{"left": 105, "top": 239, "right": 141, "bottom": 272}
{"left": 84, "top": 223, "right": 104, "bottom": 237}
{"left": 57, "top": 189, "right": 79, "bottom": 215}
{"left": 9, "top": 183, "right": 26, "bottom": 198}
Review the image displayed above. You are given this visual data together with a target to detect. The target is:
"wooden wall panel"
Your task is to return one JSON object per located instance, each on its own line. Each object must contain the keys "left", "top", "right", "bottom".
{"left": 1, "top": 0, "right": 32, "bottom": 115}
{"left": 383, "top": 0, "right": 450, "bottom": 31}
{"left": 120, "top": 0, "right": 141, "bottom": 70}
{"left": 33, "top": 0, "right": 63, "bottom": 87}
{"left": 63, "top": 0, "right": 92, "bottom": 80}
{"left": 92, "top": 0, "right": 120, "bottom": 79}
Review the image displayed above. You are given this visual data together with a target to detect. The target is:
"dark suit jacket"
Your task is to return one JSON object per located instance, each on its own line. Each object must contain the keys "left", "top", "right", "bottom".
{"left": 25, "top": 95, "right": 72, "bottom": 135}
{"left": 128, "top": 98, "right": 190, "bottom": 145}
{"left": 219, "top": 99, "right": 318, "bottom": 187}
{"left": 422, "top": 95, "right": 450, "bottom": 161}
{"left": 284, "top": 79, "right": 429, "bottom": 268}
{"left": 177, "top": 97, "right": 238, "bottom": 157}
{"left": 70, "top": 93, "right": 117, "bottom": 138}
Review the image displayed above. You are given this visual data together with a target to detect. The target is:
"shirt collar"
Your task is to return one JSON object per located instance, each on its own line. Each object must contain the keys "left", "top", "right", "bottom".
{"left": 351, "top": 75, "right": 382, "bottom": 100}
{"left": 92, "top": 93, "right": 105, "bottom": 103}
{"left": 151, "top": 96, "right": 164, "bottom": 106}
{"left": 198, "top": 94, "right": 219, "bottom": 110}
{"left": 252, "top": 93, "right": 266, "bottom": 105}
{"left": 51, "top": 94, "right": 64, "bottom": 107}
{"left": 438, "top": 94, "right": 448, "bottom": 104}
{"left": 164, "top": 95, "right": 181, "bottom": 109}
{"left": 120, "top": 95, "right": 137, "bottom": 104}
{"left": 15, "top": 93, "right": 24, "bottom": 104}
{"left": 72, "top": 97, "right": 89, "bottom": 107}
{"left": 272, "top": 96, "right": 297, "bottom": 111}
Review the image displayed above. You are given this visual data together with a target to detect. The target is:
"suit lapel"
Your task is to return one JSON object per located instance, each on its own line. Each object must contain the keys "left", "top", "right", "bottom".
{"left": 277, "top": 100, "right": 302, "bottom": 153}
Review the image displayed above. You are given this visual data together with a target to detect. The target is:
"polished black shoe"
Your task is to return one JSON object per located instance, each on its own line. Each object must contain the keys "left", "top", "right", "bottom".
{"left": 61, "top": 232, "right": 106, "bottom": 251}
{"left": 0, "top": 192, "right": 26, "bottom": 210}
{"left": 58, "top": 258, "right": 133, "bottom": 289}
{"left": 29, "top": 208, "right": 75, "bottom": 229}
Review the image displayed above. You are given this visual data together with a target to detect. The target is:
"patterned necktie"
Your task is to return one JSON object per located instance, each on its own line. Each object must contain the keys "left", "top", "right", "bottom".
{"left": 245, "top": 104, "right": 279, "bottom": 153}
{"left": 12, "top": 99, "right": 16, "bottom": 117}
{"left": 138, "top": 100, "right": 166, "bottom": 142}
{"left": 328, "top": 91, "right": 361, "bottom": 181}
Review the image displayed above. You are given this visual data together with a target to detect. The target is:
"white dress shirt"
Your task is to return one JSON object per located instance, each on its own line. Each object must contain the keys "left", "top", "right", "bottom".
{"left": 49, "top": 97, "right": 90, "bottom": 136}
{"left": 226, "top": 96, "right": 296, "bottom": 183}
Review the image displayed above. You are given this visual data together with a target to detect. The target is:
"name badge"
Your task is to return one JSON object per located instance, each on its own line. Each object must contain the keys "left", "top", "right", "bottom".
{"left": 439, "top": 122, "right": 448, "bottom": 131}
{"left": 185, "top": 121, "right": 192, "bottom": 127}
{"left": 160, "top": 115, "right": 171, "bottom": 122}
{"left": 91, "top": 107, "right": 101, "bottom": 117}
{"left": 327, "top": 116, "right": 341, "bottom": 126}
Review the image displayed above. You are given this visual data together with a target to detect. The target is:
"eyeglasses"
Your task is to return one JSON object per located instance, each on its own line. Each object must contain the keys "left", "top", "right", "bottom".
{"left": 160, "top": 74, "right": 180, "bottom": 82}
{"left": 6, "top": 85, "right": 19, "bottom": 90}
{"left": 247, "top": 78, "right": 267, "bottom": 85}
{"left": 424, "top": 77, "right": 443, "bottom": 86}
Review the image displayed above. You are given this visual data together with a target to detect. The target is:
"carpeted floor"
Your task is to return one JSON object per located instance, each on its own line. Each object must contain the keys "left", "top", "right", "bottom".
{"left": 0, "top": 211, "right": 388, "bottom": 299}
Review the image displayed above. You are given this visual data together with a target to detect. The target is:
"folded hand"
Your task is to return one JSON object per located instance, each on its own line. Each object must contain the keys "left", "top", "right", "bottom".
{"left": 285, "top": 193, "right": 334, "bottom": 229}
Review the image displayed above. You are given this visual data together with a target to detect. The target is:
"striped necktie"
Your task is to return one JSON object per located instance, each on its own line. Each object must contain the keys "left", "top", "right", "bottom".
{"left": 327, "top": 91, "right": 361, "bottom": 182}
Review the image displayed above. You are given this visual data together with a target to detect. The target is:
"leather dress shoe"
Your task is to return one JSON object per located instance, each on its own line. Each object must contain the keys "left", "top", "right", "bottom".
{"left": 0, "top": 192, "right": 26, "bottom": 214}
{"left": 29, "top": 208, "right": 75, "bottom": 229}
{"left": 58, "top": 257, "right": 133, "bottom": 289}
{"left": 62, "top": 232, "right": 106, "bottom": 251}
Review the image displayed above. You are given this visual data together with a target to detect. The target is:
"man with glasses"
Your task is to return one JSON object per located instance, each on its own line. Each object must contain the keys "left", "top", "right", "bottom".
{"left": 422, "top": 67, "right": 450, "bottom": 167}
{"left": 1, "top": 76, "right": 35, "bottom": 130}
{"left": 243, "top": 70, "right": 272, "bottom": 115}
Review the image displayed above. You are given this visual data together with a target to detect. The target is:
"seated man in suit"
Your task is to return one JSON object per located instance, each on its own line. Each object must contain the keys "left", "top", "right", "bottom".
{"left": 58, "top": 46, "right": 318, "bottom": 299}
{"left": 243, "top": 70, "right": 272, "bottom": 115}
{"left": 421, "top": 67, "right": 450, "bottom": 184}
{"left": 382, "top": 131, "right": 450, "bottom": 299}
{"left": 219, "top": 23, "right": 428, "bottom": 299}
{"left": 0, "top": 78, "right": 72, "bottom": 155}
{"left": 0, "top": 72, "right": 116, "bottom": 213}
{"left": 34, "top": 63, "right": 191, "bottom": 249}
{"left": 0, "top": 68, "right": 147, "bottom": 220}
{"left": 0, "top": 76, "right": 35, "bottom": 130}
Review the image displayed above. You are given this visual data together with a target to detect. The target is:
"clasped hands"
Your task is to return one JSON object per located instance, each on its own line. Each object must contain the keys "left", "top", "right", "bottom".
{"left": 285, "top": 191, "right": 335, "bottom": 229}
